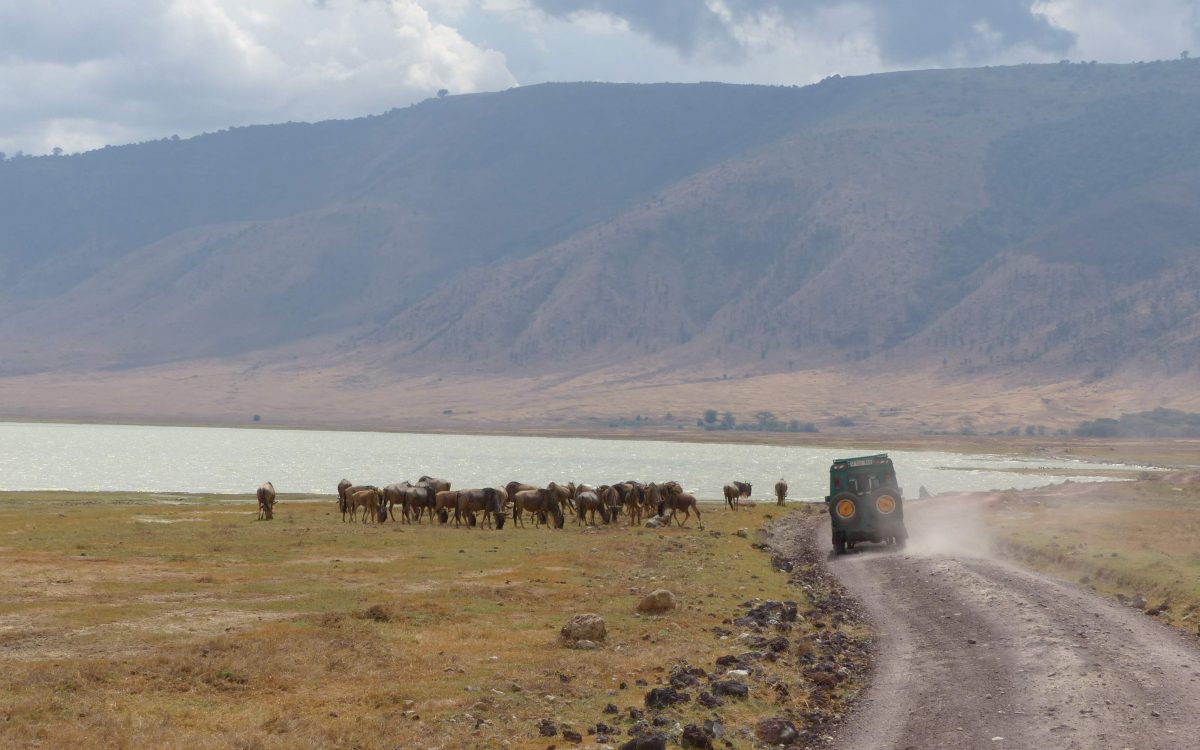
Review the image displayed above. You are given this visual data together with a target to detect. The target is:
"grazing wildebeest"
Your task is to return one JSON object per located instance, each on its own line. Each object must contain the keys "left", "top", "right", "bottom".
{"left": 403, "top": 483, "right": 439, "bottom": 523}
{"left": 337, "top": 478, "right": 352, "bottom": 518}
{"left": 455, "top": 487, "right": 508, "bottom": 529}
{"left": 511, "top": 488, "right": 564, "bottom": 529}
{"left": 775, "top": 478, "right": 788, "bottom": 506}
{"left": 547, "top": 482, "right": 576, "bottom": 513}
{"left": 733, "top": 481, "right": 752, "bottom": 500}
{"left": 383, "top": 482, "right": 426, "bottom": 523}
{"left": 657, "top": 481, "right": 703, "bottom": 529}
{"left": 434, "top": 490, "right": 462, "bottom": 524}
{"left": 574, "top": 490, "right": 610, "bottom": 526}
{"left": 621, "top": 482, "right": 646, "bottom": 526}
{"left": 345, "top": 486, "right": 384, "bottom": 524}
{"left": 257, "top": 481, "right": 276, "bottom": 520}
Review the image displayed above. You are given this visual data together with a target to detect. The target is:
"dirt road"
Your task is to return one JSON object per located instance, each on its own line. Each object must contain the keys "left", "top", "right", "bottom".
{"left": 820, "top": 496, "right": 1200, "bottom": 749}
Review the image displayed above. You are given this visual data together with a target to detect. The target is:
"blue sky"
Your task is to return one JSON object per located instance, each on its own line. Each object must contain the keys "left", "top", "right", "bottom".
{"left": 1, "top": 0, "right": 1196, "bottom": 156}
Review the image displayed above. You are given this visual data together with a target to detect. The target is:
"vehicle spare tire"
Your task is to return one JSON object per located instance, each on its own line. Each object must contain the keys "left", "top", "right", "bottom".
{"left": 871, "top": 488, "right": 901, "bottom": 515}
{"left": 830, "top": 491, "right": 858, "bottom": 521}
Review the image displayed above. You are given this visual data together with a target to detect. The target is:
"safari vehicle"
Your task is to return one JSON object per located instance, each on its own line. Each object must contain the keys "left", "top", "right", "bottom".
{"left": 825, "top": 453, "right": 907, "bottom": 554}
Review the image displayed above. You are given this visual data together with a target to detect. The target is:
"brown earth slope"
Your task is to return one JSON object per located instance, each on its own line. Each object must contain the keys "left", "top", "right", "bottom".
{"left": 2, "top": 61, "right": 1200, "bottom": 428}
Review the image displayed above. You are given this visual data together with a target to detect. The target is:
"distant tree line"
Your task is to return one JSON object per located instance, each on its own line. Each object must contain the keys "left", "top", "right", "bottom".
{"left": 698, "top": 410, "right": 817, "bottom": 433}
{"left": 1074, "top": 408, "right": 1200, "bottom": 438}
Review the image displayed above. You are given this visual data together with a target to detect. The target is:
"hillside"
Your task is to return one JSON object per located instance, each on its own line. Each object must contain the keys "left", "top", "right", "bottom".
{"left": 1, "top": 61, "right": 1199, "bottom": 431}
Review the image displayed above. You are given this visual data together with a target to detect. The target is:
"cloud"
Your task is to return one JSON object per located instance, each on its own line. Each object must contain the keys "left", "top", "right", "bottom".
{"left": 0, "top": 0, "right": 517, "bottom": 155}
{"left": 528, "top": 0, "right": 1076, "bottom": 64}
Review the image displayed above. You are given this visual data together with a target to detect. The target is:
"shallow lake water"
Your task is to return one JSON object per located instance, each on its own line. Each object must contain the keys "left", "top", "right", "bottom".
{"left": 0, "top": 422, "right": 1136, "bottom": 501}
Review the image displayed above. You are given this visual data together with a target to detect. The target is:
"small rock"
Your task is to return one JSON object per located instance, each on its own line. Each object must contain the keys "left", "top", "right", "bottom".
{"left": 735, "top": 528, "right": 749, "bottom": 538}
{"left": 538, "top": 719, "right": 558, "bottom": 737}
{"left": 563, "top": 729, "right": 583, "bottom": 743}
{"left": 603, "top": 703, "right": 619, "bottom": 714}
{"left": 1150, "top": 710, "right": 1161, "bottom": 718}
{"left": 755, "top": 717, "right": 799, "bottom": 745}
{"left": 712, "top": 680, "right": 748, "bottom": 699}
{"left": 1131, "top": 594, "right": 1147, "bottom": 610}
{"left": 637, "top": 590, "right": 678, "bottom": 614}
{"left": 573, "top": 639, "right": 598, "bottom": 650}
{"left": 619, "top": 735, "right": 667, "bottom": 750}
{"left": 681, "top": 724, "right": 714, "bottom": 749}
{"left": 697, "top": 691, "right": 723, "bottom": 708}
{"left": 562, "top": 613, "right": 607, "bottom": 644}
{"left": 644, "top": 686, "right": 688, "bottom": 709}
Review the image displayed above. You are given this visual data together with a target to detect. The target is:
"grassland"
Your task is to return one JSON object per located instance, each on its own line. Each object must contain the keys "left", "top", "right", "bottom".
{"left": 985, "top": 478, "right": 1200, "bottom": 636}
{"left": 0, "top": 493, "right": 860, "bottom": 749}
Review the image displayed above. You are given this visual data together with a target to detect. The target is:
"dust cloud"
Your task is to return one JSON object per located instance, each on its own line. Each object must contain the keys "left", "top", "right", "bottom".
{"left": 901, "top": 493, "right": 996, "bottom": 557}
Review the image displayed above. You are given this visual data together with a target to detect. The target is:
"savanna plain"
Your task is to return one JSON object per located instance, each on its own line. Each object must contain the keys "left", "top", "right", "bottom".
{"left": 2, "top": 437, "right": 1198, "bottom": 750}
{"left": 0, "top": 491, "right": 861, "bottom": 749}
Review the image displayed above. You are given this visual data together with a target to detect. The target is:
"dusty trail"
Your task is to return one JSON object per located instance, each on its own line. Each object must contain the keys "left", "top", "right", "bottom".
{"left": 819, "top": 495, "right": 1200, "bottom": 750}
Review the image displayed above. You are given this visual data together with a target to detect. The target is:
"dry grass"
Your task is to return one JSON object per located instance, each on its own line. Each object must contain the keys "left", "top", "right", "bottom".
{"left": 986, "top": 479, "right": 1200, "bottom": 635}
{"left": 0, "top": 493, "right": 855, "bottom": 748}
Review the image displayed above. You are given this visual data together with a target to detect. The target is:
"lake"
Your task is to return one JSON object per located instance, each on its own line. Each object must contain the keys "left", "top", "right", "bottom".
{"left": 0, "top": 422, "right": 1136, "bottom": 501}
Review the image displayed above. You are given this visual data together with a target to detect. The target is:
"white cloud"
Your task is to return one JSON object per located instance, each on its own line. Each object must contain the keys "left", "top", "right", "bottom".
{"left": 0, "top": 0, "right": 516, "bottom": 155}
{"left": 1037, "top": 0, "right": 1200, "bottom": 62}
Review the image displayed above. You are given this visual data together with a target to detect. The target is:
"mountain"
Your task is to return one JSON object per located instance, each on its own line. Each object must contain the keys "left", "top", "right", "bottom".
{"left": 1, "top": 61, "right": 1199, "bottom": 431}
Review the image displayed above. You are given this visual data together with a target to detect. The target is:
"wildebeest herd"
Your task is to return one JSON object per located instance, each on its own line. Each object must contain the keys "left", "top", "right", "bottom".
{"left": 255, "top": 475, "right": 791, "bottom": 529}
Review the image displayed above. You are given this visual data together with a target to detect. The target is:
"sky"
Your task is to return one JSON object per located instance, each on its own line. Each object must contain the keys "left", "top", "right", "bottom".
{"left": 1, "top": 0, "right": 1197, "bottom": 156}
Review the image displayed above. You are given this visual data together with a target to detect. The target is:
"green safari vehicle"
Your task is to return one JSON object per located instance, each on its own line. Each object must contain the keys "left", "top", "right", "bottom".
{"left": 825, "top": 453, "right": 907, "bottom": 554}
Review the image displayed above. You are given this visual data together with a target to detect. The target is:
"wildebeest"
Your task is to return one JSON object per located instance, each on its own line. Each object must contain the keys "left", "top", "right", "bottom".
{"left": 337, "top": 478, "right": 352, "bottom": 518}
{"left": 383, "top": 482, "right": 430, "bottom": 523}
{"left": 775, "top": 478, "right": 788, "bottom": 506}
{"left": 345, "top": 486, "right": 384, "bottom": 524}
{"left": 547, "top": 481, "right": 576, "bottom": 513}
{"left": 434, "top": 490, "right": 462, "bottom": 524}
{"left": 419, "top": 476, "right": 451, "bottom": 494}
{"left": 511, "top": 488, "right": 564, "bottom": 528}
{"left": 620, "top": 482, "right": 646, "bottom": 526}
{"left": 657, "top": 481, "right": 703, "bottom": 529}
{"left": 574, "top": 490, "right": 610, "bottom": 525}
{"left": 724, "top": 480, "right": 752, "bottom": 509}
{"left": 455, "top": 487, "right": 508, "bottom": 529}
{"left": 257, "top": 481, "right": 276, "bottom": 520}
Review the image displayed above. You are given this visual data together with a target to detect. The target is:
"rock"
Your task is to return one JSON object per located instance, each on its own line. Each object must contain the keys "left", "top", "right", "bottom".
{"left": 538, "top": 719, "right": 558, "bottom": 737}
{"left": 1131, "top": 593, "right": 1147, "bottom": 610}
{"left": 573, "top": 639, "right": 598, "bottom": 650}
{"left": 735, "top": 528, "right": 749, "bottom": 538}
{"left": 603, "top": 703, "right": 619, "bottom": 714}
{"left": 919, "top": 485, "right": 932, "bottom": 499}
{"left": 619, "top": 736, "right": 667, "bottom": 750}
{"left": 681, "top": 724, "right": 714, "bottom": 749}
{"left": 755, "top": 717, "right": 800, "bottom": 745}
{"left": 644, "top": 686, "right": 688, "bottom": 709}
{"left": 637, "top": 589, "right": 678, "bottom": 614}
{"left": 712, "top": 680, "right": 748, "bottom": 699}
{"left": 697, "top": 691, "right": 724, "bottom": 708}
{"left": 562, "top": 613, "right": 607, "bottom": 643}
{"left": 645, "top": 516, "right": 668, "bottom": 528}
{"left": 767, "top": 636, "right": 790, "bottom": 652}
{"left": 563, "top": 729, "right": 583, "bottom": 743}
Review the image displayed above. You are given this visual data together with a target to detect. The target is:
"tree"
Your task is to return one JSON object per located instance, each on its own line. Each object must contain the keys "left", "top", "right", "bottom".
{"left": 52, "top": 146, "right": 63, "bottom": 157}
{"left": 437, "top": 88, "right": 449, "bottom": 98}
{"left": 719, "top": 411, "right": 736, "bottom": 430}
{"left": 1182, "top": 50, "right": 1191, "bottom": 60}
{"left": 703, "top": 409, "right": 717, "bottom": 425}
{"left": 754, "top": 411, "right": 777, "bottom": 429}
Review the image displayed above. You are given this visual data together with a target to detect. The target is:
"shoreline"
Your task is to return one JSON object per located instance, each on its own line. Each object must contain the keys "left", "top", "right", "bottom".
{"left": 4, "top": 415, "right": 1195, "bottom": 467}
